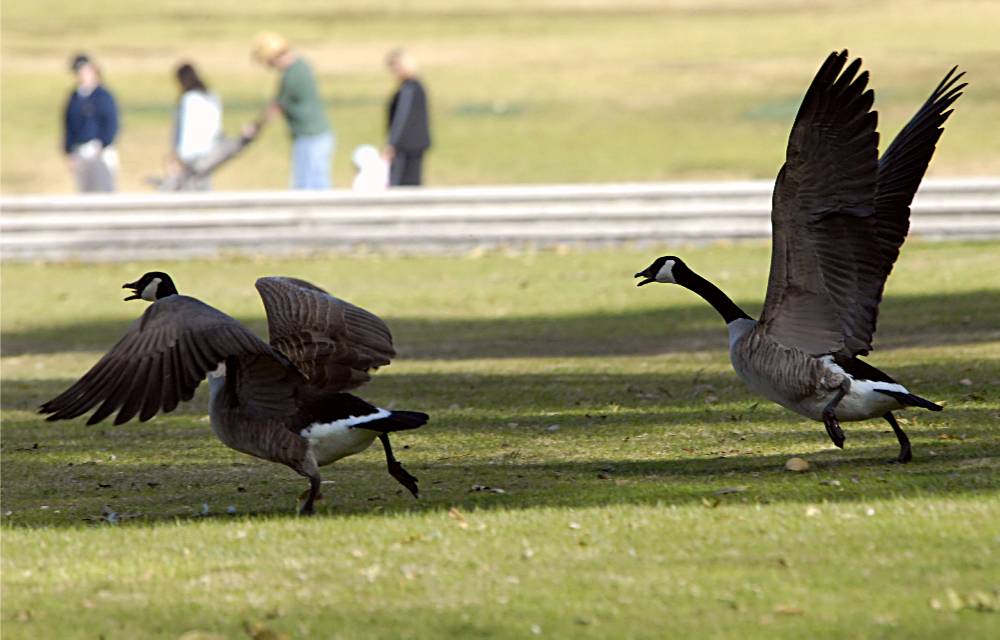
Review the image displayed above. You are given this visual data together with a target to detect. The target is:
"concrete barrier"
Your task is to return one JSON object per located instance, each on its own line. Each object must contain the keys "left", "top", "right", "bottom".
{"left": 2, "top": 178, "right": 999, "bottom": 261}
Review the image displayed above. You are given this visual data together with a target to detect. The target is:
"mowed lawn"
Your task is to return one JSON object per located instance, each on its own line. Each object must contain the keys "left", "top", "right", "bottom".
{"left": 2, "top": 0, "right": 1000, "bottom": 193}
{"left": 2, "top": 242, "right": 999, "bottom": 638}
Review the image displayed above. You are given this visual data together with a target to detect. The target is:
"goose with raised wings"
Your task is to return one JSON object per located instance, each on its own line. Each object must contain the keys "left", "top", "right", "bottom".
{"left": 636, "top": 51, "right": 965, "bottom": 462}
{"left": 41, "top": 272, "right": 427, "bottom": 514}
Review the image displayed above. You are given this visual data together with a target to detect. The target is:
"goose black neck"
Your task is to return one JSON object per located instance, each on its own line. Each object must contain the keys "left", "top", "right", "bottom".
{"left": 157, "top": 278, "right": 179, "bottom": 298}
{"left": 679, "top": 270, "right": 752, "bottom": 324}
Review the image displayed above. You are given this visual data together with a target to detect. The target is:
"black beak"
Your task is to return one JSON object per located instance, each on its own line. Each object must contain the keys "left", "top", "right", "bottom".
{"left": 634, "top": 270, "right": 655, "bottom": 287}
{"left": 122, "top": 282, "right": 141, "bottom": 301}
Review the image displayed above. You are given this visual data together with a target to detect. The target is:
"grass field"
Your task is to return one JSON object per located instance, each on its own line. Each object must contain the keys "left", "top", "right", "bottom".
{"left": 2, "top": 242, "right": 999, "bottom": 638}
{"left": 2, "top": 0, "right": 999, "bottom": 193}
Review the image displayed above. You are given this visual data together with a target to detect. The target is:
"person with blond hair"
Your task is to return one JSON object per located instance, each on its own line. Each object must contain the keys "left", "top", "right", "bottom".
{"left": 251, "top": 33, "right": 333, "bottom": 189}
{"left": 384, "top": 48, "right": 430, "bottom": 186}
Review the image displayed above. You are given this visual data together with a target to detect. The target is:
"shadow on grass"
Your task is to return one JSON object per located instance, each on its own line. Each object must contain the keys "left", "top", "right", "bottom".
{"left": 3, "top": 289, "right": 998, "bottom": 359}
{"left": 2, "top": 430, "right": 998, "bottom": 530}
{"left": 2, "top": 362, "right": 996, "bottom": 529}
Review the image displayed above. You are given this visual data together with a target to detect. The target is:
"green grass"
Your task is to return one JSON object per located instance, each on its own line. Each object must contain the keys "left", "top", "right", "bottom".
{"left": 2, "top": 0, "right": 999, "bottom": 193}
{"left": 2, "top": 242, "right": 999, "bottom": 638}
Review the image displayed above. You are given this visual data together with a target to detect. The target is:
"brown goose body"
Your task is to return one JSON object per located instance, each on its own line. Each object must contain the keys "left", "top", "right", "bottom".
{"left": 636, "top": 51, "right": 964, "bottom": 462}
{"left": 40, "top": 274, "right": 427, "bottom": 514}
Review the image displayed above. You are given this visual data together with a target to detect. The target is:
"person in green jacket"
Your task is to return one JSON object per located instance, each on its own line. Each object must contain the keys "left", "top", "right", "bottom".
{"left": 251, "top": 33, "right": 333, "bottom": 189}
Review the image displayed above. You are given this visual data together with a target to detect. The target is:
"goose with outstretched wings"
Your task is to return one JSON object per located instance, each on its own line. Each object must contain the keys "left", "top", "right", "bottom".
{"left": 635, "top": 51, "right": 964, "bottom": 462}
{"left": 41, "top": 272, "right": 428, "bottom": 514}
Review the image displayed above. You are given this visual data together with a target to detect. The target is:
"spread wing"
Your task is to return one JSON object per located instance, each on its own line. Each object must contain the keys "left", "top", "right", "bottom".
{"left": 39, "top": 295, "right": 289, "bottom": 425}
{"left": 871, "top": 67, "right": 966, "bottom": 292}
{"left": 255, "top": 277, "right": 395, "bottom": 391}
{"left": 758, "top": 50, "right": 882, "bottom": 357}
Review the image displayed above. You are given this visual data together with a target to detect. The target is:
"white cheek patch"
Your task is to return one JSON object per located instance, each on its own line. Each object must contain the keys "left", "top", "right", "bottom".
{"left": 141, "top": 277, "right": 162, "bottom": 301}
{"left": 656, "top": 260, "right": 676, "bottom": 283}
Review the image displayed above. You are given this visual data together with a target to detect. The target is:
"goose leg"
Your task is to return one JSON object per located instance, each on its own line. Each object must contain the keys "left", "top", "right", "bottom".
{"left": 883, "top": 412, "right": 912, "bottom": 464}
{"left": 379, "top": 433, "right": 419, "bottom": 498}
{"left": 822, "top": 384, "right": 848, "bottom": 449}
{"left": 299, "top": 474, "right": 322, "bottom": 516}
{"left": 297, "top": 454, "right": 322, "bottom": 516}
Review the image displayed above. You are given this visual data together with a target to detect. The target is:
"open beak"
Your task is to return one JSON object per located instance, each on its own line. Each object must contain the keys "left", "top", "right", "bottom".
{"left": 122, "top": 282, "right": 141, "bottom": 301}
{"left": 634, "top": 270, "right": 655, "bottom": 287}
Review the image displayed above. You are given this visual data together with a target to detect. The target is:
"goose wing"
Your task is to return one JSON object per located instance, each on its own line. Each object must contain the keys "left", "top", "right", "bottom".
{"left": 39, "top": 295, "right": 290, "bottom": 425}
{"left": 870, "top": 67, "right": 965, "bottom": 297}
{"left": 758, "top": 50, "right": 882, "bottom": 357}
{"left": 255, "top": 277, "right": 395, "bottom": 391}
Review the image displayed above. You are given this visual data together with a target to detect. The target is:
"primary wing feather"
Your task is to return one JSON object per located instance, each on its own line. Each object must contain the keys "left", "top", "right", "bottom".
{"left": 868, "top": 67, "right": 965, "bottom": 328}
{"left": 255, "top": 277, "right": 395, "bottom": 391}
{"left": 39, "top": 295, "right": 279, "bottom": 425}
{"left": 759, "top": 50, "right": 883, "bottom": 357}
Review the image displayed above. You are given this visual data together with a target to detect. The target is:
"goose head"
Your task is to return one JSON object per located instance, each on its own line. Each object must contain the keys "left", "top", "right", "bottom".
{"left": 634, "top": 256, "right": 689, "bottom": 287}
{"left": 123, "top": 271, "right": 178, "bottom": 302}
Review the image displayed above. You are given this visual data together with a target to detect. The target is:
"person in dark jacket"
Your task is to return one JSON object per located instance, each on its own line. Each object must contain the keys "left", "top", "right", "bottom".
{"left": 384, "top": 49, "right": 430, "bottom": 187}
{"left": 63, "top": 53, "right": 119, "bottom": 192}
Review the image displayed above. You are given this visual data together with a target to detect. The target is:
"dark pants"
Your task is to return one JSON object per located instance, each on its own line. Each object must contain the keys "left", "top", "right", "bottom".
{"left": 390, "top": 151, "right": 424, "bottom": 186}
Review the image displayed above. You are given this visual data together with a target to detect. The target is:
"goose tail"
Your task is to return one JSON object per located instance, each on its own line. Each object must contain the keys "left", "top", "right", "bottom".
{"left": 376, "top": 410, "right": 429, "bottom": 432}
{"left": 874, "top": 389, "right": 943, "bottom": 412}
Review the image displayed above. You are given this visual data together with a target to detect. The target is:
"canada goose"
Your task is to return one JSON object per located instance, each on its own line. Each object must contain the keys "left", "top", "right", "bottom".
{"left": 40, "top": 271, "right": 428, "bottom": 514}
{"left": 635, "top": 51, "right": 964, "bottom": 463}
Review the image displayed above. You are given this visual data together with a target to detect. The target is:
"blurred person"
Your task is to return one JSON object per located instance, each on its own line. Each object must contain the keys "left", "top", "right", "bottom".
{"left": 63, "top": 53, "right": 119, "bottom": 192}
{"left": 251, "top": 32, "right": 333, "bottom": 189}
{"left": 384, "top": 48, "right": 430, "bottom": 186}
{"left": 351, "top": 144, "right": 389, "bottom": 192}
{"left": 169, "top": 62, "right": 223, "bottom": 190}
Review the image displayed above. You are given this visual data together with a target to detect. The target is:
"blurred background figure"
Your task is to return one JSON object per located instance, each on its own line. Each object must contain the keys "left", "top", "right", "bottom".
{"left": 351, "top": 144, "right": 389, "bottom": 192}
{"left": 63, "top": 53, "right": 119, "bottom": 192}
{"left": 251, "top": 32, "right": 333, "bottom": 190}
{"left": 384, "top": 48, "right": 431, "bottom": 187}
{"left": 169, "top": 62, "right": 222, "bottom": 191}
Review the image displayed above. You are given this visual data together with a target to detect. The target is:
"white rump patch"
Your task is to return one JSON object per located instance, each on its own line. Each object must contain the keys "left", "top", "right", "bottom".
{"left": 305, "top": 408, "right": 391, "bottom": 434}
{"left": 141, "top": 277, "right": 162, "bottom": 301}
{"left": 816, "top": 356, "right": 911, "bottom": 420}
{"left": 300, "top": 409, "right": 390, "bottom": 466}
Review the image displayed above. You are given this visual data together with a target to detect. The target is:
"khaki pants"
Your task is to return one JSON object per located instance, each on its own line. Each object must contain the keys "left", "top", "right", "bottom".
{"left": 72, "top": 140, "right": 118, "bottom": 192}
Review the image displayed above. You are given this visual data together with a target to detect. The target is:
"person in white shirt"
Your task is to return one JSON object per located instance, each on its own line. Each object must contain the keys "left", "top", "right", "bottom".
{"left": 171, "top": 63, "right": 222, "bottom": 190}
{"left": 351, "top": 144, "right": 389, "bottom": 192}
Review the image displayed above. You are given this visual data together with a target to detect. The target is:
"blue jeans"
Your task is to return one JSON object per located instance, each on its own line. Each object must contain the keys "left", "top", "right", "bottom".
{"left": 291, "top": 132, "right": 333, "bottom": 189}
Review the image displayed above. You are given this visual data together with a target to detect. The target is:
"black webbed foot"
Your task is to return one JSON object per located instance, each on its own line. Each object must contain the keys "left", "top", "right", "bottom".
{"left": 884, "top": 413, "right": 912, "bottom": 464}
{"left": 822, "top": 410, "right": 845, "bottom": 448}
{"left": 299, "top": 476, "right": 322, "bottom": 516}
{"left": 379, "top": 433, "right": 419, "bottom": 498}
{"left": 389, "top": 460, "right": 420, "bottom": 498}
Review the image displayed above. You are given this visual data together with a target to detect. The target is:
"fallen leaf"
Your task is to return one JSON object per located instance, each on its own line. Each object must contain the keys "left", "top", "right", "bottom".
{"left": 773, "top": 604, "right": 804, "bottom": 616}
{"left": 178, "top": 631, "right": 228, "bottom": 640}
{"left": 243, "top": 621, "right": 290, "bottom": 640}
{"left": 785, "top": 457, "right": 810, "bottom": 472}
{"left": 447, "top": 507, "right": 469, "bottom": 529}
{"left": 715, "top": 486, "right": 748, "bottom": 495}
